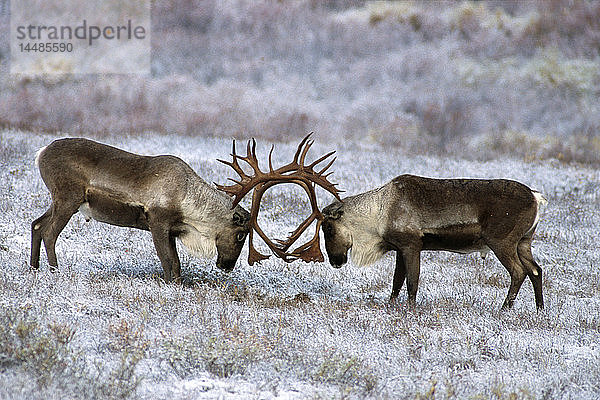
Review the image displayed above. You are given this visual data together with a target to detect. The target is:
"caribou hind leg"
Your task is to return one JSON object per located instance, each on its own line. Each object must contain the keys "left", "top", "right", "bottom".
{"left": 487, "top": 241, "right": 528, "bottom": 310}
{"left": 34, "top": 202, "right": 80, "bottom": 271}
{"left": 517, "top": 237, "right": 544, "bottom": 310}
{"left": 31, "top": 186, "right": 83, "bottom": 270}
{"left": 43, "top": 202, "right": 80, "bottom": 270}
{"left": 31, "top": 208, "right": 52, "bottom": 269}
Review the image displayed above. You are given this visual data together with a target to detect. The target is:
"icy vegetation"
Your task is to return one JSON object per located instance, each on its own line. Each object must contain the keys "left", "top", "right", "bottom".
{"left": 1, "top": 130, "right": 599, "bottom": 399}
{"left": 1, "top": 0, "right": 600, "bottom": 164}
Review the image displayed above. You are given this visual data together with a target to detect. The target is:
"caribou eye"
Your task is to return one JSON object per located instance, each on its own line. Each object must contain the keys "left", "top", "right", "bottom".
{"left": 236, "top": 232, "right": 247, "bottom": 242}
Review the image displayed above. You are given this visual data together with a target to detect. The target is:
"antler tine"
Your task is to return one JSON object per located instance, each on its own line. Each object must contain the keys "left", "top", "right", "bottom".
{"left": 308, "top": 150, "right": 336, "bottom": 169}
{"left": 268, "top": 145, "right": 275, "bottom": 172}
{"left": 251, "top": 137, "right": 257, "bottom": 159}
{"left": 245, "top": 138, "right": 253, "bottom": 162}
{"left": 226, "top": 177, "right": 243, "bottom": 185}
{"left": 316, "top": 155, "right": 336, "bottom": 176}
{"left": 237, "top": 137, "right": 262, "bottom": 173}
{"left": 290, "top": 223, "right": 325, "bottom": 262}
{"left": 217, "top": 159, "right": 245, "bottom": 181}
{"left": 308, "top": 175, "right": 343, "bottom": 202}
{"left": 216, "top": 158, "right": 231, "bottom": 167}
{"left": 230, "top": 139, "right": 242, "bottom": 169}
{"left": 217, "top": 139, "right": 247, "bottom": 179}
{"left": 217, "top": 138, "right": 262, "bottom": 209}
{"left": 321, "top": 172, "right": 344, "bottom": 187}
{"left": 298, "top": 139, "right": 314, "bottom": 166}
{"left": 292, "top": 132, "right": 313, "bottom": 164}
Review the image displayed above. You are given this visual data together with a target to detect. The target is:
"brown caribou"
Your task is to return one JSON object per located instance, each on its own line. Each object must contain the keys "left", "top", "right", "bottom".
{"left": 31, "top": 138, "right": 250, "bottom": 282}
{"left": 321, "top": 174, "right": 547, "bottom": 310}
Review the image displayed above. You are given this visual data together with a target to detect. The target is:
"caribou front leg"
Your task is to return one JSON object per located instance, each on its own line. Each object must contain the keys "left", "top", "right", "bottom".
{"left": 390, "top": 250, "right": 407, "bottom": 302}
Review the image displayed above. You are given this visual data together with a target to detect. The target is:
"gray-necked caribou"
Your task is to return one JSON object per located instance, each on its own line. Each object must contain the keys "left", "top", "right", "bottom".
{"left": 31, "top": 138, "right": 250, "bottom": 282}
{"left": 321, "top": 174, "right": 547, "bottom": 310}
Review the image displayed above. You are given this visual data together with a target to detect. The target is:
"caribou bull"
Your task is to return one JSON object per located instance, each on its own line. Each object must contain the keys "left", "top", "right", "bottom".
{"left": 31, "top": 138, "right": 250, "bottom": 282}
{"left": 321, "top": 174, "right": 547, "bottom": 310}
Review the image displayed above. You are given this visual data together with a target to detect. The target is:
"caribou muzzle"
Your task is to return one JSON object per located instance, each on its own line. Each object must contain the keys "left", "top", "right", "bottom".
{"left": 216, "top": 254, "right": 236, "bottom": 272}
{"left": 328, "top": 253, "right": 347, "bottom": 268}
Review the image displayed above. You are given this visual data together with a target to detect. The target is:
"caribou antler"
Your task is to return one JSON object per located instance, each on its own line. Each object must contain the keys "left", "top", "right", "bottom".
{"left": 216, "top": 133, "right": 342, "bottom": 265}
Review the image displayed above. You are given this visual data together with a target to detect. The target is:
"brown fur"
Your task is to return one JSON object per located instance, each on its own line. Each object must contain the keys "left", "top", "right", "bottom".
{"left": 31, "top": 138, "right": 250, "bottom": 282}
{"left": 322, "top": 174, "right": 546, "bottom": 310}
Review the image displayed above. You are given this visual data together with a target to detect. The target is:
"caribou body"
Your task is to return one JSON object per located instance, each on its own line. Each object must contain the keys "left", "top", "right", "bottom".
{"left": 321, "top": 174, "right": 547, "bottom": 310}
{"left": 31, "top": 138, "right": 250, "bottom": 282}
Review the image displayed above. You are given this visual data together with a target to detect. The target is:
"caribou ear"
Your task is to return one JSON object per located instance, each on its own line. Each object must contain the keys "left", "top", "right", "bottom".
{"left": 323, "top": 202, "right": 344, "bottom": 220}
{"left": 233, "top": 208, "right": 250, "bottom": 226}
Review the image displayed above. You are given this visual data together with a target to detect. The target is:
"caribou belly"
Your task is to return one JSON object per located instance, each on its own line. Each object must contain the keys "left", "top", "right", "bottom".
{"left": 421, "top": 224, "right": 490, "bottom": 257}
{"left": 78, "top": 195, "right": 149, "bottom": 230}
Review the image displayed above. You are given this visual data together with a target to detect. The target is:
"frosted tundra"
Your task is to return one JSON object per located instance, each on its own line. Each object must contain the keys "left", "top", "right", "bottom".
{"left": 31, "top": 138, "right": 250, "bottom": 282}
{"left": 321, "top": 174, "right": 547, "bottom": 310}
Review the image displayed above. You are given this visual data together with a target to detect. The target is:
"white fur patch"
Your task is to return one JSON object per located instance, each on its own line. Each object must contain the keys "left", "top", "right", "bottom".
{"left": 178, "top": 227, "right": 217, "bottom": 259}
{"left": 348, "top": 229, "right": 386, "bottom": 266}
{"left": 533, "top": 191, "right": 548, "bottom": 208}
{"left": 35, "top": 146, "right": 47, "bottom": 168}
{"left": 350, "top": 243, "right": 386, "bottom": 267}
{"left": 529, "top": 191, "right": 548, "bottom": 234}
{"left": 336, "top": 186, "right": 391, "bottom": 267}
{"left": 78, "top": 202, "right": 93, "bottom": 221}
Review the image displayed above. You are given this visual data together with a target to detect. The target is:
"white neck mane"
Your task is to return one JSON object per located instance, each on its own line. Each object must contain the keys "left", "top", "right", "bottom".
{"left": 344, "top": 184, "right": 392, "bottom": 266}
{"left": 176, "top": 175, "right": 233, "bottom": 259}
{"left": 178, "top": 225, "right": 217, "bottom": 259}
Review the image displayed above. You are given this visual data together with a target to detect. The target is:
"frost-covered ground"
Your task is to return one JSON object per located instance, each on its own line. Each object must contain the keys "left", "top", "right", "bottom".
{"left": 1, "top": 129, "right": 599, "bottom": 399}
